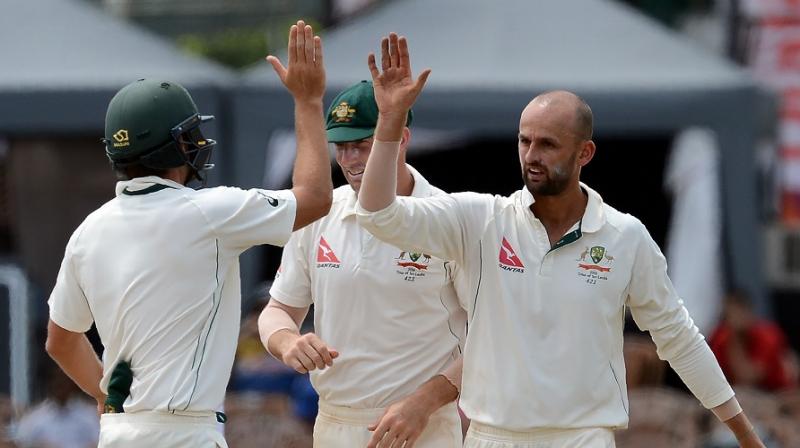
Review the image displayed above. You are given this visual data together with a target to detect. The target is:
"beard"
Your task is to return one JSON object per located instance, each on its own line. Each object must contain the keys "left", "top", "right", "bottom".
{"left": 522, "top": 151, "right": 577, "bottom": 196}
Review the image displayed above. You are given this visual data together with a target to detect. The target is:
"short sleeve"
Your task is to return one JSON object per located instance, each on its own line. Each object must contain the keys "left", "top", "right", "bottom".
{"left": 48, "top": 230, "right": 94, "bottom": 333}
{"left": 269, "top": 228, "right": 313, "bottom": 308}
{"left": 193, "top": 187, "right": 297, "bottom": 252}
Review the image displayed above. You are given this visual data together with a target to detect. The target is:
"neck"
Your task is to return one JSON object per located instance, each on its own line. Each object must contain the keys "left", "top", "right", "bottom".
{"left": 163, "top": 166, "right": 190, "bottom": 185}
{"left": 530, "top": 183, "right": 587, "bottom": 231}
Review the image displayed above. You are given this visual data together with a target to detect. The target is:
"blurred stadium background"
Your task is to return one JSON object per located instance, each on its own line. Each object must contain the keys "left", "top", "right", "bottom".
{"left": 1, "top": 0, "right": 800, "bottom": 446}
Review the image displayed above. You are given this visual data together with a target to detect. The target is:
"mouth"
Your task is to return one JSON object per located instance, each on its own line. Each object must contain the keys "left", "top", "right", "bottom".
{"left": 346, "top": 168, "right": 365, "bottom": 179}
{"left": 526, "top": 167, "right": 545, "bottom": 180}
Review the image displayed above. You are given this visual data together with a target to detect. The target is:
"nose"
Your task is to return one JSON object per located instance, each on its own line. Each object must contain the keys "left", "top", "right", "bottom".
{"left": 522, "top": 142, "right": 541, "bottom": 165}
{"left": 339, "top": 145, "right": 361, "bottom": 163}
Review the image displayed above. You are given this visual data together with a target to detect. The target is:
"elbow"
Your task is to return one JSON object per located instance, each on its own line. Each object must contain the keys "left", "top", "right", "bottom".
{"left": 310, "top": 189, "right": 333, "bottom": 221}
{"left": 45, "top": 335, "right": 67, "bottom": 360}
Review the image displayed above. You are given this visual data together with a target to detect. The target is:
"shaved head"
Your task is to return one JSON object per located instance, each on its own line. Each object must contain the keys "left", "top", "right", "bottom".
{"left": 528, "top": 91, "right": 593, "bottom": 141}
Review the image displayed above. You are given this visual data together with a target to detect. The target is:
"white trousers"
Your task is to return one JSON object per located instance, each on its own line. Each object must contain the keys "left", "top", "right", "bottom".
{"left": 313, "top": 401, "right": 463, "bottom": 448}
{"left": 99, "top": 412, "right": 228, "bottom": 448}
{"left": 464, "top": 423, "right": 615, "bottom": 448}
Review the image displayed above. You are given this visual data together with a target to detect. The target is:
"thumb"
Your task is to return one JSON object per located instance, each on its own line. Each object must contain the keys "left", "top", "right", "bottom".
{"left": 330, "top": 349, "right": 340, "bottom": 359}
{"left": 368, "top": 409, "right": 388, "bottom": 431}
{"left": 266, "top": 56, "right": 287, "bottom": 83}
{"left": 414, "top": 69, "right": 432, "bottom": 92}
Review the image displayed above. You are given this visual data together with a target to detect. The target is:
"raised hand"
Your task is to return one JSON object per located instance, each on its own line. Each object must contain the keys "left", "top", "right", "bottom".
{"left": 267, "top": 20, "right": 325, "bottom": 103}
{"left": 367, "top": 33, "right": 431, "bottom": 119}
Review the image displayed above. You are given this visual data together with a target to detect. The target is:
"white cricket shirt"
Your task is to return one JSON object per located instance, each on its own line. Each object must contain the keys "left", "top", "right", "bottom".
{"left": 48, "top": 176, "right": 296, "bottom": 414}
{"left": 270, "top": 166, "right": 466, "bottom": 408}
{"left": 357, "top": 183, "right": 734, "bottom": 430}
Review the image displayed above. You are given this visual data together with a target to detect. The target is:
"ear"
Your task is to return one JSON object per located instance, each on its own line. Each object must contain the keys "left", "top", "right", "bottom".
{"left": 399, "top": 127, "right": 411, "bottom": 151}
{"left": 578, "top": 140, "right": 596, "bottom": 167}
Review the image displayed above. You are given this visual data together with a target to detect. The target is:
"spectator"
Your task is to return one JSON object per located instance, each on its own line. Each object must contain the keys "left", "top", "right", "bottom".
{"left": 709, "top": 291, "right": 799, "bottom": 392}
{"left": 12, "top": 367, "right": 99, "bottom": 448}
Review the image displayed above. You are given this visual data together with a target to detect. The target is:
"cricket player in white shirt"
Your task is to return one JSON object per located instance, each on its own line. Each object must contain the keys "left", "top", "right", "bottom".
{"left": 45, "top": 21, "right": 332, "bottom": 447}
{"left": 355, "top": 33, "right": 767, "bottom": 448}
{"left": 259, "top": 80, "right": 466, "bottom": 448}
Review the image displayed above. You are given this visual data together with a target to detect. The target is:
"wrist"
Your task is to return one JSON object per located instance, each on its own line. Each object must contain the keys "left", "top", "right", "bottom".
{"left": 269, "top": 328, "right": 299, "bottom": 360}
{"left": 293, "top": 97, "right": 324, "bottom": 108}
{"left": 414, "top": 375, "right": 458, "bottom": 414}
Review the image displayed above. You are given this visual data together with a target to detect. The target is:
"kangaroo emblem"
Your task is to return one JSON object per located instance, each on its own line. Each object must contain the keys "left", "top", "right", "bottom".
{"left": 577, "top": 246, "right": 589, "bottom": 261}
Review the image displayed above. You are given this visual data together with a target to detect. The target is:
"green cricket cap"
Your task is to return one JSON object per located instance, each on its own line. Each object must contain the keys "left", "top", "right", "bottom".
{"left": 325, "top": 80, "right": 413, "bottom": 143}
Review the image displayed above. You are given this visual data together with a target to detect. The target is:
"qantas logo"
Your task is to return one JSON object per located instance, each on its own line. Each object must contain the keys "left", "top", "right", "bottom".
{"left": 316, "top": 236, "right": 341, "bottom": 268}
{"left": 498, "top": 237, "right": 524, "bottom": 273}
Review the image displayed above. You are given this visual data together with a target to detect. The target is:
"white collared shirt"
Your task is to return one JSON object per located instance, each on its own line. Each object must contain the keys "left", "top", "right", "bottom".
{"left": 270, "top": 166, "right": 466, "bottom": 408}
{"left": 49, "top": 176, "right": 296, "bottom": 413}
{"left": 357, "top": 183, "right": 733, "bottom": 430}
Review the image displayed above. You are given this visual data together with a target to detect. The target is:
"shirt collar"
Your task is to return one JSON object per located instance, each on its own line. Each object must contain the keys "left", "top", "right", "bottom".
{"left": 341, "top": 164, "right": 434, "bottom": 220}
{"left": 115, "top": 176, "right": 186, "bottom": 197}
{"left": 518, "top": 181, "right": 607, "bottom": 233}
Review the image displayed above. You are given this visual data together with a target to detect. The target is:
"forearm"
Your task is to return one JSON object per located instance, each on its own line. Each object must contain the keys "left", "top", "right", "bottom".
{"left": 47, "top": 335, "right": 104, "bottom": 402}
{"left": 360, "top": 138, "right": 402, "bottom": 212}
{"left": 409, "top": 373, "right": 460, "bottom": 415}
{"left": 258, "top": 304, "right": 301, "bottom": 359}
{"left": 360, "top": 106, "right": 409, "bottom": 212}
{"left": 292, "top": 100, "right": 332, "bottom": 200}
{"left": 723, "top": 410, "right": 764, "bottom": 446}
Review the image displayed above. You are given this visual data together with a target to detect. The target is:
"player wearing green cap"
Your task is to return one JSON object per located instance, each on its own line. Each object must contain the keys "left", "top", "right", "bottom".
{"left": 45, "top": 21, "right": 332, "bottom": 447}
{"left": 259, "top": 80, "right": 466, "bottom": 448}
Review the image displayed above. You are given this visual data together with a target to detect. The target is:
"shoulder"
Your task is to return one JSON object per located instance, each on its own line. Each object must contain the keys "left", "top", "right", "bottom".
{"left": 602, "top": 203, "right": 647, "bottom": 236}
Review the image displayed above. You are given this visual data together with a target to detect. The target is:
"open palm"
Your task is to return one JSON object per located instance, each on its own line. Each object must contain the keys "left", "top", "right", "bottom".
{"left": 368, "top": 33, "right": 431, "bottom": 116}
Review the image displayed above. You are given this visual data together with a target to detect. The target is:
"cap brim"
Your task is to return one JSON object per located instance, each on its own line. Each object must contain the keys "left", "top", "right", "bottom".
{"left": 326, "top": 126, "right": 375, "bottom": 143}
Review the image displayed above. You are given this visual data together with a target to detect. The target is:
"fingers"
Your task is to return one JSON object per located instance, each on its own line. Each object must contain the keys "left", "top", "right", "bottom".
{"left": 288, "top": 24, "right": 298, "bottom": 65}
{"left": 367, "top": 418, "right": 391, "bottom": 448}
{"left": 367, "top": 53, "right": 380, "bottom": 81}
{"left": 285, "top": 334, "right": 336, "bottom": 373}
{"left": 389, "top": 33, "right": 400, "bottom": 69}
{"left": 308, "top": 338, "right": 334, "bottom": 366}
{"left": 314, "top": 35, "right": 323, "bottom": 65}
{"left": 398, "top": 36, "right": 410, "bottom": 71}
{"left": 296, "top": 20, "right": 307, "bottom": 63}
{"left": 380, "top": 36, "right": 391, "bottom": 72}
{"left": 304, "top": 24, "right": 314, "bottom": 63}
{"left": 266, "top": 56, "right": 287, "bottom": 83}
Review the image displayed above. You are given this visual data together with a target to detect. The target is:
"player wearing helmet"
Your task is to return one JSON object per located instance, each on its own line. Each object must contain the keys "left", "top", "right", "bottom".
{"left": 44, "top": 21, "right": 331, "bottom": 447}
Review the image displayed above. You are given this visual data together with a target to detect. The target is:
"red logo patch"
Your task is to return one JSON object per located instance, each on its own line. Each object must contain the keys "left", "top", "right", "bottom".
{"left": 499, "top": 237, "right": 524, "bottom": 270}
{"left": 316, "top": 236, "right": 341, "bottom": 264}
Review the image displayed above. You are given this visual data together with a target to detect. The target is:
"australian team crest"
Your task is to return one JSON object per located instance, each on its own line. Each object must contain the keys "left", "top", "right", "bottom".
{"left": 395, "top": 251, "right": 431, "bottom": 282}
{"left": 577, "top": 245, "right": 614, "bottom": 273}
{"left": 396, "top": 251, "right": 430, "bottom": 270}
{"left": 332, "top": 102, "right": 356, "bottom": 123}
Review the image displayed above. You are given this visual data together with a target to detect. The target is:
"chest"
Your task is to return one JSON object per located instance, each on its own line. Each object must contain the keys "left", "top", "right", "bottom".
{"left": 478, "top": 218, "right": 634, "bottom": 318}
{"left": 308, "top": 220, "right": 450, "bottom": 292}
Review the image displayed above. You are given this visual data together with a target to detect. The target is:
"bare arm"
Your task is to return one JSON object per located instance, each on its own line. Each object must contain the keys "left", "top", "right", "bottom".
{"left": 722, "top": 410, "right": 766, "bottom": 448}
{"left": 359, "top": 33, "right": 430, "bottom": 213}
{"left": 258, "top": 298, "right": 338, "bottom": 373}
{"left": 45, "top": 319, "right": 105, "bottom": 411}
{"left": 267, "top": 20, "right": 332, "bottom": 230}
